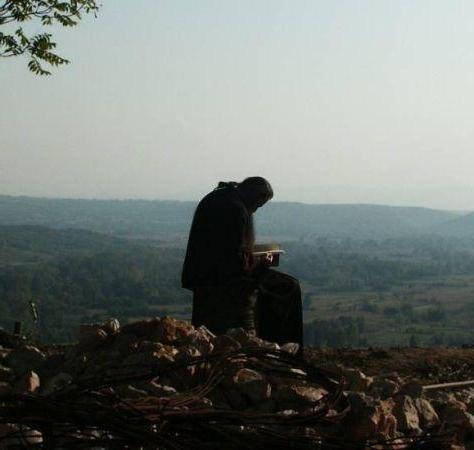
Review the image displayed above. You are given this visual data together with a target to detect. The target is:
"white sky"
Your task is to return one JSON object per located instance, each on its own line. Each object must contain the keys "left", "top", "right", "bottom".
{"left": 2, "top": 0, "right": 474, "bottom": 209}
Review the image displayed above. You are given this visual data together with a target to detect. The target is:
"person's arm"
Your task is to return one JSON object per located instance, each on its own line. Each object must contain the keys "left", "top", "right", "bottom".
{"left": 218, "top": 204, "right": 251, "bottom": 278}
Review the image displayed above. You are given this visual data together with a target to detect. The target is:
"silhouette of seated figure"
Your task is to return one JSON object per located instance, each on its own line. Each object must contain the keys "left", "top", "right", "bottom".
{"left": 181, "top": 177, "right": 303, "bottom": 348}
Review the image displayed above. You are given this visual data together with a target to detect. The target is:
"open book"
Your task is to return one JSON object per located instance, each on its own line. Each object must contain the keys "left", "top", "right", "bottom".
{"left": 252, "top": 243, "right": 285, "bottom": 267}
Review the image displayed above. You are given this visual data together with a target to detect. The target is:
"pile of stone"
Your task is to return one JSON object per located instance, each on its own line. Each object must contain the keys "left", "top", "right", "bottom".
{"left": 336, "top": 368, "right": 474, "bottom": 449}
{"left": 0, "top": 317, "right": 468, "bottom": 449}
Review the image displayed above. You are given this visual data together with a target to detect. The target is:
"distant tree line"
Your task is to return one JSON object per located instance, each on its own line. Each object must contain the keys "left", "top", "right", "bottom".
{"left": 0, "top": 246, "right": 190, "bottom": 342}
{"left": 280, "top": 240, "right": 474, "bottom": 293}
{"left": 304, "top": 316, "right": 367, "bottom": 347}
{"left": 4, "top": 225, "right": 474, "bottom": 344}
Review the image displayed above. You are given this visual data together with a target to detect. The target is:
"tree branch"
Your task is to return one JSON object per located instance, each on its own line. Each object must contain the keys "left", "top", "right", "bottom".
{"left": 0, "top": 0, "right": 99, "bottom": 74}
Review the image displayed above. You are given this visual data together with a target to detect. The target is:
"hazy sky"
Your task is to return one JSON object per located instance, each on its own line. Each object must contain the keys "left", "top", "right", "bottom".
{"left": 2, "top": 1, "right": 474, "bottom": 209}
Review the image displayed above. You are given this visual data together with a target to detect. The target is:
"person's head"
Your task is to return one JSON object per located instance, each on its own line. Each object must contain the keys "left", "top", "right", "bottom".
{"left": 237, "top": 176, "right": 273, "bottom": 213}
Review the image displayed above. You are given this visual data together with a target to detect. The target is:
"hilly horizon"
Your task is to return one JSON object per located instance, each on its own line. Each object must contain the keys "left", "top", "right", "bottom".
{"left": 0, "top": 194, "right": 466, "bottom": 240}
{"left": 431, "top": 211, "right": 474, "bottom": 238}
{"left": 1, "top": 193, "right": 470, "bottom": 212}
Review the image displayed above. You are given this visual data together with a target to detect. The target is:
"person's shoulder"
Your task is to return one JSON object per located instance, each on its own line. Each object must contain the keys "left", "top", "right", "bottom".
{"left": 200, "top": 187, "right": 236, "bottom": 204}
{"left": 199, "top": 187, "right": 247, "bottom": 215}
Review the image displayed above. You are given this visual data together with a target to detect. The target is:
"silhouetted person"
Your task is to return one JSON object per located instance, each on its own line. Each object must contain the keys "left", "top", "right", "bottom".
{"left": 182, "top": 177, "right": 303, "bottom": 348}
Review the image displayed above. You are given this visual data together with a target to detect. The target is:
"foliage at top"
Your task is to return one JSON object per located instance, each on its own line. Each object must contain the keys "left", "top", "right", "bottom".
{"left": 0, "top": 0, "right": 99, "bottom": 75}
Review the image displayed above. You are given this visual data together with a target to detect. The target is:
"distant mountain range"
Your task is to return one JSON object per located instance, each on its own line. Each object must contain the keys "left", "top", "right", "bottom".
{"left": 0, "top": 195, "right": 471, "bottom": 240}
{"left": 256, "top": 202, "right": 459, "bottom": 239}
{"left": 0, "top": 225, "right": 125, "bottom": 266}
{"left": 431, "top": 212, "right": 474, "bottom": 237}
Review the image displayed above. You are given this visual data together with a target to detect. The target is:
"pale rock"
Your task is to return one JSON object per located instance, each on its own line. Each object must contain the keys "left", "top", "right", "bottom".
{"left": 155, "top": 316, "right": 194, "bottom": 344}
{"left": 223, "top": 368, "right": 271, "bottom": 408}
{"left": 101, "top": 318, "right": 120, "bottom": 335}
{"left": 344, "top": 393, "right": 398, "bottom": 441}
{"left": 0, "top": 424, "right": 42, "bottom": 448}
{"left": 414, "top": 397, "right": 440, "bottom": 428}
{"left": 247, "top": 336, "right": 280, "bottom": 351}
{"left": 393, "top": 395, "right": 421, "bottom": 434}
{"left": 14, "top": 370, "right": 40, "bottom": 393}
{"left": 196, "top": 325, "right": 216, "bottom": 340}
{"left": 274, "top": 385, "right": 327, "bottom": 410}
{"left": 6, "top": 345, "right": 45, "bottom": 376}
{"left": 342, "top": 368, "right": 373, "bottom": 391}
{"left": 180, "top": 329, "right": 213, "bottom": 354}
{"left": 280, "top": 343, "right": 300, "bottom": 356}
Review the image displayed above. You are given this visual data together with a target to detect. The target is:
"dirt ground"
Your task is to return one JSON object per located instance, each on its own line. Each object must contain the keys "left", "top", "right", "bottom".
{"left": 304, "top": 346, "right": 474, "bottom": 384}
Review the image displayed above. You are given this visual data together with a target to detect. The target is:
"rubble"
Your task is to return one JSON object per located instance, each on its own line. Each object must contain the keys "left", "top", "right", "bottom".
{"left": 414, "top": 397, "right": 440, "bottom": 428}
{"left": 14, "top": 370, "right": 40, "bottom": 394}
{"left": 0, "top": 316, "right": 466, "bottom": 449}
{"left": 392, "top": 394, "right": 421, "bottom": 434}
{"left": 369, "top": 377, "right": 399, "bottom": 399}
{"left": 273, "top": 384, "right": 327, "bottom": 410}
{"left": 342, "top": 392, "right": 397, "bottom": 441}
{"left": 342, "top": 367, "right": 374, "bottom": 391}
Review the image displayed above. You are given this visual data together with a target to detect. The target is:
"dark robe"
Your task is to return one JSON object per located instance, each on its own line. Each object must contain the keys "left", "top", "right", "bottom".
{"left": 182, "top": 184, "right": 303, "bottom": 347}
{"left": 181, "top": 184, "right": 253, "bottom": 289}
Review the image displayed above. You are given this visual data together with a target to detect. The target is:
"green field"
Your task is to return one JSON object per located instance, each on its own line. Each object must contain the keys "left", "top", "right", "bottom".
{"left": 3, "top": 223, "right": 474, "bottom": 346}
{"left": 303, "top": 274, "right": 474, "bottom": 347}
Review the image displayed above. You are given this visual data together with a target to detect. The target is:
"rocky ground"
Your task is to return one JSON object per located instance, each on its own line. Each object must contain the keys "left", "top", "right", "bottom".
{"left": 305, "top": 347, "right": 474, "bottom": 385}
{"left": 0, "top": 318, "right": 473, "bottom": 449}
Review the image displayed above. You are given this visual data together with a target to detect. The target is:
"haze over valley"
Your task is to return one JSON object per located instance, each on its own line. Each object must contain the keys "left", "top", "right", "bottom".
{"left": 2, "top": 195, "right": 474, "bottom": 347}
